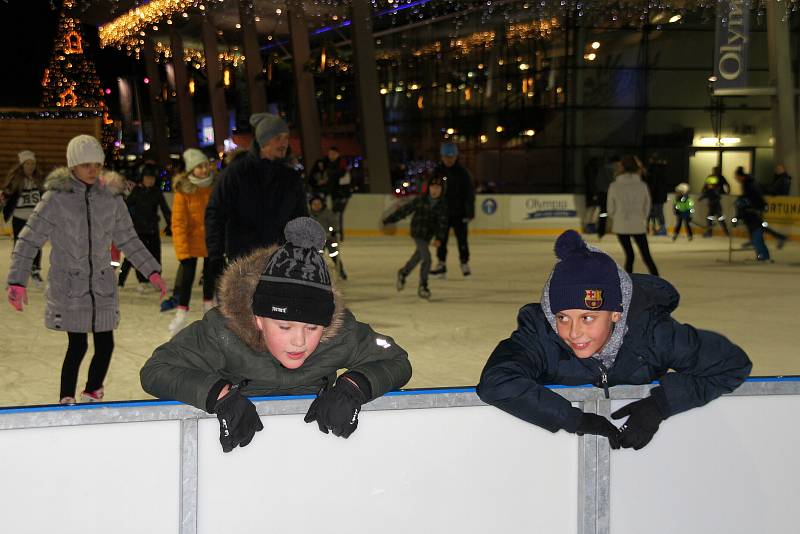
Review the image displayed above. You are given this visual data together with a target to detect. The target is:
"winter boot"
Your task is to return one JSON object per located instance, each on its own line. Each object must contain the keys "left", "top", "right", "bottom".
{"left": 460, "top": 262, "right": 471, "bottom": 276}
{"left": 59, "top": 396, "right": 77, "bottom": 405}
{"left": 169, "top": 307, "right": 189, "bottom": 337}
{"left": 418, "top": 284, "right": 431, "bottom": 300}
{"left": 80, "top": 387, "right": 105, "bottom": 403}
{"left": 429, "top": 262, "right": 447, "bottom": 278}
{"left": 396, "top": 270, "right": 407, "bottom": 291}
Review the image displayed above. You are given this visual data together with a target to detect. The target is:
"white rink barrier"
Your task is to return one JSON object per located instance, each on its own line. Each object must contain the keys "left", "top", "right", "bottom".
{"left": 0, "top": 378, "right": 798, "bottom": 534}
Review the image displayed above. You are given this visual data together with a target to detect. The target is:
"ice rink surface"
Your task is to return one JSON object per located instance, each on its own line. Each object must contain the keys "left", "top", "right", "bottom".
{"left": 0, "top": 232, "right": 798, "bottom": 407}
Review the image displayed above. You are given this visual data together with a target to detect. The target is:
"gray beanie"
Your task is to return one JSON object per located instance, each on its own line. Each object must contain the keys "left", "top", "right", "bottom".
{"left": 250, "top": 113, "right": 289, "bottom": 147}
{"left": 183, "top": 148, "right": 209, "bottom": 173}
{"left": 67, "top": 135, "right": 105, "bottom": 168}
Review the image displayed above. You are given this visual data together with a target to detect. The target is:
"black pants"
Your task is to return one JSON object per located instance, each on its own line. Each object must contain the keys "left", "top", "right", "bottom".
{"left": 119, "top": 232, "right": 161, "bottom": 285}
{"left": 596, "top": 193, "right": 609, "bottom": 239}
{"left": 437, "top": 216, "right": 470, "bottom": 264}
{"left": 11, "top": 216, "right": 41, "bottom": 273}
{"left": 401, "top": 238, "right": 432, "bottom": 285}
{"left": 176, "top": 257, "right": 214, "bottom": 308}
{"left": 616, "top": 234, "right": 659, "bottom": 276}
{"left": 61, "top": 331, "right": 114, "bottom": 399}
{"left": 332, "top": 196, "right": 349, "bottom": 240}
{"left": 674, "top": 213, "right": 693, "bottom": 238}
{"left": 705, "top": 200, "right": 730, "bottom": 236}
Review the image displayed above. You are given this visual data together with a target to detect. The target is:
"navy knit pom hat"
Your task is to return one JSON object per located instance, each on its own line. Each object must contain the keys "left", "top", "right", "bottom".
{"left": 548, "top": 230, "right": 622, "bottom": 313}
{"left": 252, "top": 217, "right": 334, "bottom": 326}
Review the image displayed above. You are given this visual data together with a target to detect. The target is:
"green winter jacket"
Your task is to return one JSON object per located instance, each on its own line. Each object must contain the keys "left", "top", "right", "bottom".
{"left": 140, "top": 247, "right": 411, "bottom": 411}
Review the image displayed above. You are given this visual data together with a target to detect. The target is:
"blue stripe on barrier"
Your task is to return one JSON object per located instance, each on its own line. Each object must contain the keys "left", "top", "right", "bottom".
{"left": 1, "top": 376, "right": 797, "bottom": 415}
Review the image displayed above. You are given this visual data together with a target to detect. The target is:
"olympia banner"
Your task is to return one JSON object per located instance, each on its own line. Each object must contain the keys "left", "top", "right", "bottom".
{"left": 510, "top": 195, "right": 578, "bottom": 223}
{"left": 714, "top": 0, "right": 750, "bottom": 89}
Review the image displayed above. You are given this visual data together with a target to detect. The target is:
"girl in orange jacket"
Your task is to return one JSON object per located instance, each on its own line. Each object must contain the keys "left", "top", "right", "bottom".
{"left": 168, "top": 148, "right": 216, "bottom": 336}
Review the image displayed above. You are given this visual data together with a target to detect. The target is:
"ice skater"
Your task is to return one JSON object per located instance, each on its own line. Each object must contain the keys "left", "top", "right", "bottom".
{"left": 6, "top": 135, "right": 166, "bottom": 404}
{"left": 733, "top": 167, "right": 787, "bottom": 262}
{"left": 2, "top": 150, "right": 45, "bottom": 286}
{"left": 309, "top": 194, "right": 346, "bottom": 280}
{"left": 141, "top": 218, "right": 411, "bottom": 452}
{"left": 477, "top": 230, "right": 751, "bottom": 450}
{"left": 672, "top": 183, "right": 694, "bottom": 241}
{"left": 699, "top": 167, "right": 730, "bottom": 237}
{"left": 118, "top": 163, "right": 171, "bottom": 292}
{"left": 167, "top": 148, "right": 217, "bottom": 336}
{"left": 382, "top": 175, "right": 449, "bottom": 299}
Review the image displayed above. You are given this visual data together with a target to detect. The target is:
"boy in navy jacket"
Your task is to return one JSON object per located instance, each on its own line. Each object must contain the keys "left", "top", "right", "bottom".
{"left": 477, "top": 230, "right": 751, "bottom": 450}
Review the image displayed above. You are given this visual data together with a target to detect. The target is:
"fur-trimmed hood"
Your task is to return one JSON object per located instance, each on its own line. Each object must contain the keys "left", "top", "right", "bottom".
{"left": 172, "top": 170, "right": 217, "bottom": 194}
{"left": 218, "top": 246, "right": 345, "bottom": 353}
{"left": 45, "top": 166, "right": 126, "bottom": 195}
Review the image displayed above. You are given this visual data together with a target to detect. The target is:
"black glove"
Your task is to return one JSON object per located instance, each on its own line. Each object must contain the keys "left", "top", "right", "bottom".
{"left": 213, "top": 381, "right": 264, "bottom": 453}
{"left": 576, "top": 412, "right": 622, "bottom": 450}
{"left": 304, "top": 374, "right": 370, "bottom": 438}
{"left": 611, "top": 396, "right": 665, "bottom": 450}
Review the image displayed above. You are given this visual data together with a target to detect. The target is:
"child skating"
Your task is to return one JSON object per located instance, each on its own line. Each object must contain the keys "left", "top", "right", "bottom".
{"left": 6, "top": 135, "right": 166, "bottom": 404}
{"left": 382, "top": 175, "right": 449, "bottom": 299}
{"left": 672, "top": 183, "right": 694, "bottom": 241}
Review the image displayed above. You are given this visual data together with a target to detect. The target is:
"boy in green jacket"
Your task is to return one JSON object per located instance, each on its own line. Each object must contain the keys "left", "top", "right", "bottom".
{"left": 141, "top": 218, "right": 412, "bottom": 452}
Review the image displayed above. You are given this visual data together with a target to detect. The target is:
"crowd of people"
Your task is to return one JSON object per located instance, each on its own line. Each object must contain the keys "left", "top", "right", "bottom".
{"left": 2, "top": 113, "right": 792, "bottom": 454}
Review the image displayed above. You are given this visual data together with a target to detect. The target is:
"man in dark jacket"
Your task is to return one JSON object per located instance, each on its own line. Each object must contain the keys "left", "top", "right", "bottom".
{"left": 477, "top": 230, "right": 751, "bottom": 450}
{"left": 142, "top": 218, "right": 412, "bottom": 452}
{"left": 699, "top": 166, "right": 731, "bottom": 237}
{"left": 430, "top": 142, "right": 475, "bottom": 277}
{"left": 205, "top": 113, "right": 308, "bottom": 289}
{"left": 733, "top": 167, "right": 787, "bottom": 261}
{"left": 644, "top": 154, "right": 669, "bottom": 236}
{"left": 768, "top": 164, "right": 792, "bottom": 196}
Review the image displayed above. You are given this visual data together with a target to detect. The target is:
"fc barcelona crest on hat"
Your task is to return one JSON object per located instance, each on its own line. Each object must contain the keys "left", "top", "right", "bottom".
{"left": 584, "top": 289, "right": 603, "bottom": 309}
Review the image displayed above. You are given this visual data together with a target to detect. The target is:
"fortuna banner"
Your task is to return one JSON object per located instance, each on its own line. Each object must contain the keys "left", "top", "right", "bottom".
{"left": 714, "top": 0, "right": 750, "bottom": 89}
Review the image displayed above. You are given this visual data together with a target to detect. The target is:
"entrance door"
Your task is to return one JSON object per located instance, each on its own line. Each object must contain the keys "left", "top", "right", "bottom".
{"left": 689, "top": 149, "right": 753, "bottom": 196}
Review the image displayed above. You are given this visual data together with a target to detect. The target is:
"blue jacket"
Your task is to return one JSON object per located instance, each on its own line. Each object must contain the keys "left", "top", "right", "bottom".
{"left": 477, "top": 274, "right": 751, "bottom": 433}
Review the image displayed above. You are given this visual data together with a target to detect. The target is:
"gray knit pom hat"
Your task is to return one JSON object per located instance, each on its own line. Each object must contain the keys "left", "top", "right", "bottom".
{"left": 252, "top": 217, "right": 334, "bottom": 326}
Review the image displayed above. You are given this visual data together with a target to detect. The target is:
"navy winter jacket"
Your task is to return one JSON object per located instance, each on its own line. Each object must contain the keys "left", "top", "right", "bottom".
{"left": 477, "top": 274, "right": 751, "bottom": 433}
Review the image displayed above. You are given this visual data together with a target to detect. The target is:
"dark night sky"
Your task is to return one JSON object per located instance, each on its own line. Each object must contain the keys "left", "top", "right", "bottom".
{"left": 0, "top": 0, "right": 136, "bottom": 108}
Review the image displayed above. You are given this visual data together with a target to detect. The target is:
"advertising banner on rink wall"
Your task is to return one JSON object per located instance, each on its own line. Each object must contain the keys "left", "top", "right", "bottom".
{"left": 714, "top": 0, "right": 750, "bottom": 89}
{"left": 510, "top": 195, "right": 578, "bottom": 223}
{"left": 765, "top": 196, "right": 800, "bottom": 225}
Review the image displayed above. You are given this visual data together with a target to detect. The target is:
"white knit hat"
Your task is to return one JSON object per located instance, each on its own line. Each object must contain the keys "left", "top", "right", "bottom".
{"left": 18, "top": 150, "right": 36, "bottom": 164}
{"left": 183, "top": 148, "right": 209, "bottom": 173}
{"left": 67, "top": 135, "right": 105, "bottom": 168}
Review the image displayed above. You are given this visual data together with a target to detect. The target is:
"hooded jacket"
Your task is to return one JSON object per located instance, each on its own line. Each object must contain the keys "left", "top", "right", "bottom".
{"left": 171, "top": 172, "right": 215, "bottom": 260}
{"left": 140, "top": 247, "right": 412, "bottom": 411}
{"left": 477, "top": 274, "right": 751, "bottom": 433}
{"left": 607, "top": 172, "right": 651, "bottom": 234}
{"left": 6, "top": 167, "right": 161, "bottom": 332}
{"left": 205, "top": 146, "right": 308, "bottom": 262}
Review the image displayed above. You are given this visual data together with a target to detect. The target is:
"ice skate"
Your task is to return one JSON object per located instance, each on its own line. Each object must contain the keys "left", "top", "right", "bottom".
{"left": 169, "top": 308, "right": 189, "bottom": 337}
{"left": 418, "top": 284, "right": 431, "bottom": 299}
{"left": 31, "top": 271, "right": 43, "bottom": 288}
{"left": 429, "top": 262, "right": 447, "bottom": 278}
{"left": 59, "top": 396, "right": 76, "bottom": 405}
{"left": 777, "top": 236, "right": 787, "bottom": 250}
{"left": 80, "top": 387, "right": 104, "bottom": 402}
{"left": 396, "top": 270, "right": 407, "bottom": 291}
{"left": 160, "top": 295, "right": 178, "bottom": 312}
{"left": 460, "top": 262, "right": 471, "bottom": 276}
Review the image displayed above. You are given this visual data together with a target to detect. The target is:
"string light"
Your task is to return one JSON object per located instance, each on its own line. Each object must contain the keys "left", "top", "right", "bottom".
{"left": 99, "top": 1, "right": 194, "bottom": 49}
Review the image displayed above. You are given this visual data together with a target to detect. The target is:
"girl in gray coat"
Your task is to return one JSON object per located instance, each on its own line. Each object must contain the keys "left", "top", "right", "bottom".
{"left": 607, "top": 155, "right": 659, "bottom": 276}
{"left": 6, "top": 135, "right": 167, "bottom": 405}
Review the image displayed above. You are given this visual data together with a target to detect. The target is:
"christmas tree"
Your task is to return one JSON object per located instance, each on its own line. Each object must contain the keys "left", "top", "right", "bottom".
{"left": 41, "top": 0, "right": 113, "bottom": 138}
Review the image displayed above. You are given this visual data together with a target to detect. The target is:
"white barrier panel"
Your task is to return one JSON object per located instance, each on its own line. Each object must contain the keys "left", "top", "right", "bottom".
{"left": 610, "top": 394, "right": 800, "bottom": 534}
{"left": 197, "top": 406, "right": 577, "bottom": 534}
{"left": 0, "top": 419, "right": 181, "bottom": 533}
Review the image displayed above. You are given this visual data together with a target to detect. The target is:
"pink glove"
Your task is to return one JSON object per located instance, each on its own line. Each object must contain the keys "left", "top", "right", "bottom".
{"left": 149, "top": 273, "right": 167, "bottom": 300}
{"left": 7, "top": 285, "right": 28, "bottom": 312}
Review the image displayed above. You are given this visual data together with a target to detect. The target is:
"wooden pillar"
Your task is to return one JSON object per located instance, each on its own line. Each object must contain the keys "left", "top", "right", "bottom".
{"left": 201, "top": 18, "right": 230, "bottom": 156}
{"left": 169, "top": 29, "right": 198, "bottom": 150}
{"left": 287, "top": 1, "right": 322, "bottom": 167}
{"left": 238, "top": 0, "right": 268, "bottom": 114}
{"left": 142, "top": 38, "right": 170, "bottom": 167}
{"left": 350, "top": 0, "right": 391, "bottom": 193}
